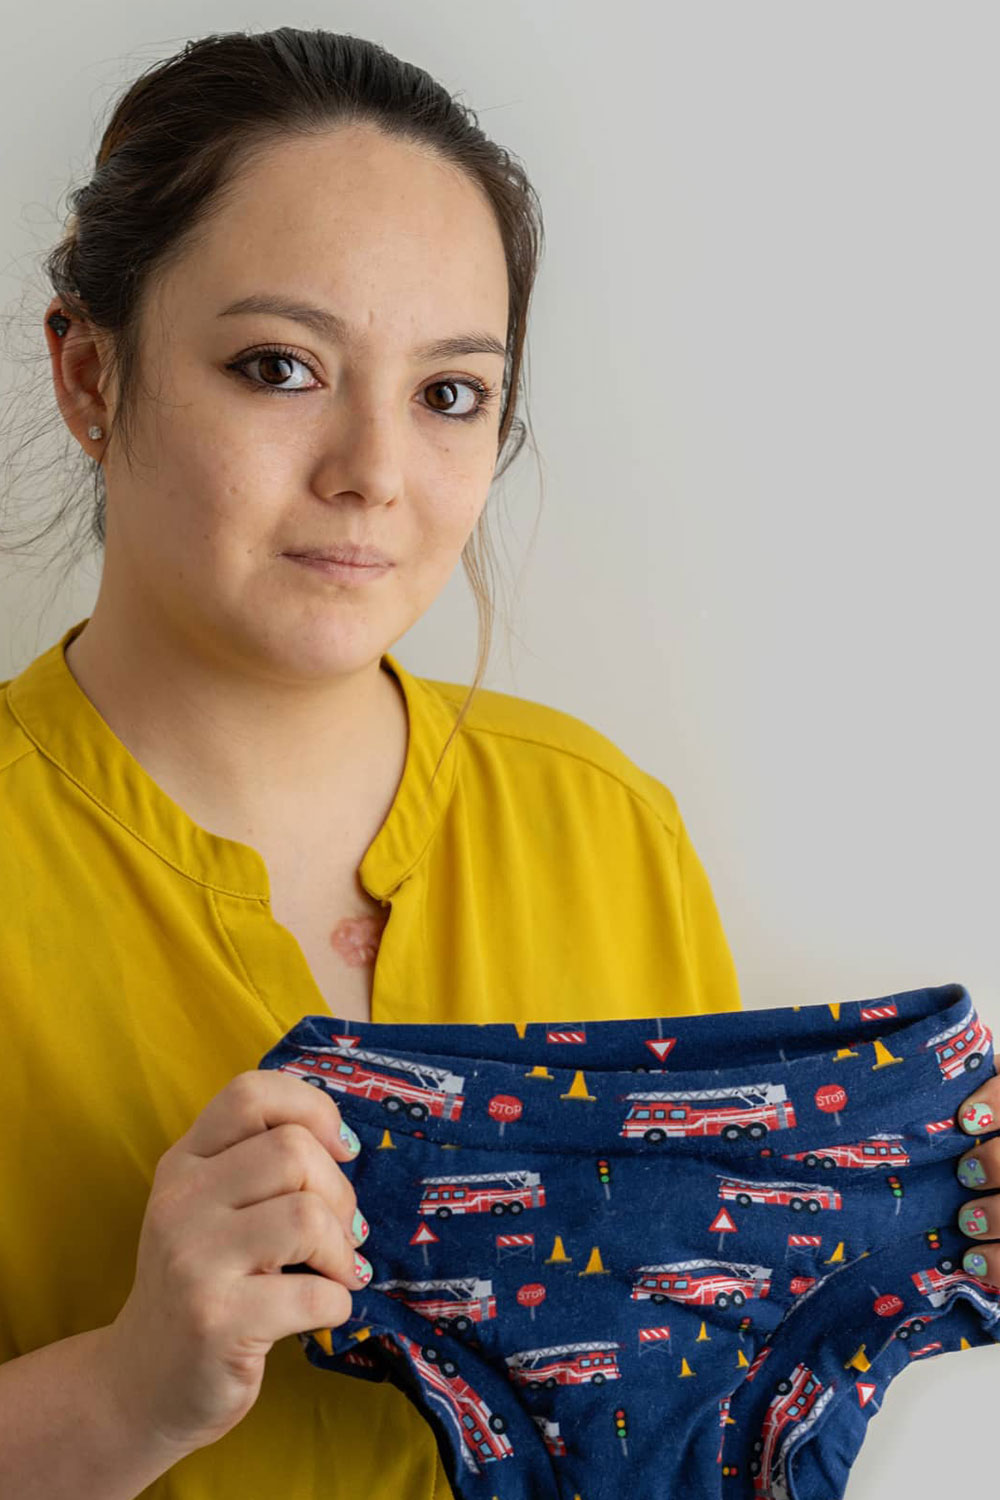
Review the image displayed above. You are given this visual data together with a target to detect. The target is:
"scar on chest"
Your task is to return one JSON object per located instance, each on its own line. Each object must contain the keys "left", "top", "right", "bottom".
{"left": 329, "top": 912, "right": 388, "bottom": 968}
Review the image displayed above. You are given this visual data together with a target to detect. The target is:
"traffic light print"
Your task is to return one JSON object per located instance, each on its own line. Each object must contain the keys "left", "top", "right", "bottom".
{"left": 259, "top": 981, "right": 1000, "bottom": 1500}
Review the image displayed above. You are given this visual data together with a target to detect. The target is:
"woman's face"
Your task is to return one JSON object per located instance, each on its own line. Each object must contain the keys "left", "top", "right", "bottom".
{"left": 74, "top": 124, "right": 510, "bottom": 684}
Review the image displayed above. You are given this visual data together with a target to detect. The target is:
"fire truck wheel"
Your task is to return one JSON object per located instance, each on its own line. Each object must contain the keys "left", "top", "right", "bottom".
{"left": 806, "top": 1199, "right": 820, "bottom": 1213}
{"left": 545, "top": 1377, "right": 558, "bottom": 1389}
{"left": 737, "top": 1194, "right": 752, "bottom": 1206}
{"left": 804, "top": 1154, "right": 819, "bottom": 1167}
{"left": 488, "top": 1414, "right": 507, "bottom": 1433}
{"left": 747, "top": 1124, "right": 767, "bottom": 1140}
{"left": 435, "top": 1207, "right": 452, "bottom": 1219}
{"left": 936, "top": 1256, "right": 958, "bottom": 1274}
{"left": 790, "top": 1199, "right": 804, "bottom": 1211}
{"left": 732, "top": 1291, "right": 745, "bottom": 1306}
{"left": 775, "top": 1378, "right": 792, "bottom": 1395}
{"left": 967, "top": 1055, "right": 984, "bottom": 1071}
{"left": 822, "top": 1157, "right": 836, "bottom": 1168}
{"left": 593, "top": 1373, "right": 606, "bottom": 1384}
{"left": 721, "top": 1126, "right": 744, "bottom": 1141}
{"left": 453, "top": 1317, "right": 471, "bottom": 1333}
{"left": 716, "top": 1294, "right": 730, "bottom": 1308}
{"left": 508, "top": 1202, "right": 523, "bottom": 1215}
{"left": 407, "top": 1104, "right": 428, "bottom": 1121}
{"left": 383, "top": 1098, "right": 403, "bottom": 1113}
{"left": 749, "top": 1459, "right": 761, "bottom": 1476}
{"left": 491, "top": 1203, "right": 508, "bottom": 1215}
{"left": 652, "top": 1294, "right": 667, "bottom": 1304}
{"left": 644, "top": 1129, "right": 666, "bottom": 1144}
{"left": 751, "top": 1436, "right": 764, "bottom": 1455}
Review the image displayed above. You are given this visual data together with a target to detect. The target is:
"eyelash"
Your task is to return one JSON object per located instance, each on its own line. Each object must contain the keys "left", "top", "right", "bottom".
{"left": 225, "top": 343, "right": 499, "bottom": 423}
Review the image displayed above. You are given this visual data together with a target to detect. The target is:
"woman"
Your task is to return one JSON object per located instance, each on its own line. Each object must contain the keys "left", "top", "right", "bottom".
{"left": 2, "top": 27, "right": 995, "bottom": 1500}
{"left": 0, "top": 28, "right": 743, "bottom": 1499}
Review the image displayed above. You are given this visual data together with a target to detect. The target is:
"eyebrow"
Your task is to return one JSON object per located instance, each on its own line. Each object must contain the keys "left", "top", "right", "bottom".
{"left": 217, "top": 293, "right": 507, "bottom": 362}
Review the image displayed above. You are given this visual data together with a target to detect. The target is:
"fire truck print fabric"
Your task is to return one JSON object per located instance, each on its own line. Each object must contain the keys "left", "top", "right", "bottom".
{"left": 257, "top": 981, "right": 1000, "bottom": 1500}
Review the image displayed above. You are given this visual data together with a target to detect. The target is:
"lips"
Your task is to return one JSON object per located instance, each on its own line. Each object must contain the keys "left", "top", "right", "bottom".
{"left": 286, "top": 545, "right": 393, "bottom": 567}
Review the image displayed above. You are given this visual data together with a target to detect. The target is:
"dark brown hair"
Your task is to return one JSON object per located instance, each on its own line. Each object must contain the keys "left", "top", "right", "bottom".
{"left": 4, "top": 27, "right": 546, "bottom": 797}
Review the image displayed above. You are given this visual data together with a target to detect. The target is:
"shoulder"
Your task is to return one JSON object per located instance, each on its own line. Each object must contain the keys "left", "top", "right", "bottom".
{"left": 419, "top": 674, "right": 680, "bottom": 838}
{"left": 0, "top": 683, "right": 34, "bottom": 777}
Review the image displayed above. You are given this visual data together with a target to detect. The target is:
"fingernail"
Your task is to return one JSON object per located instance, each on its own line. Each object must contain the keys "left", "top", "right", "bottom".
{"left": 339, "top": 1121, "right": 361, "bottom": 1155}
{"left": 957, "top": 1156, "right": 988, "bottom": 1189}
{"left": 963, "top": 1248, "right": 989, "bottom": 1277}
{"left": 959, "top": 1099, "right": 995, "bottom": 1134}
{"left": 351, "top": 1208, "right": 369, "bottom": 1246}
{"left": 958, "top": 1203, "right": 991, "bottom": 1238}
{"left": 354, "top": 1251, "right": 373, "bottom": 1284}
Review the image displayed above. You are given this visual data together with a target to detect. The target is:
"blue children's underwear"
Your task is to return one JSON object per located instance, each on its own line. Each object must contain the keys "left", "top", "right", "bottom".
{"left": 257, "top": 982, "right": 1000, "bottom": 1500}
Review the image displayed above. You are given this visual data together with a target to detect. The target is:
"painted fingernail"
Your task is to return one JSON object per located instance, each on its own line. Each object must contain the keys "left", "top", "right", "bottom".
{"left": 963, "top": 1248, "right": 989, "bottom": 1277}
{"left": 959, "top": 1100, "right": 995, "bottom": 1134}
{"left": 354, "top": 1251, "right": 373, "bottom": 1284}
{"left": 957, "top": 1156, "right": 988, "bottom": 1189}
{"left": 351, "top": 1208, "right": 369, "bottom": 1246}
{"left": 958, "top": 1203, "right": 991, "bottom": 1238}
{"left": 339, "top": 1121, "right": 362, "bottom": 1155}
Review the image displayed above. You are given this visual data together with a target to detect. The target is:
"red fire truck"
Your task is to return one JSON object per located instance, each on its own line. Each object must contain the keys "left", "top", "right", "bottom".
{"left": 749, "top": 1362, "right": 835, "bottom": 1498}
{"left": 506, "top": 1341, "right": 622, "bottom": 1390}
{"left": 924, "top": 1013, "right": 991, "bottom": 1082}
{"left": 374, "top": 1276, "right": 497, "bottom": 1335}
{"left": 717, "top": 1174, "right": 843, "bottom": 1213}
{"left": 373, "top": 1329, "right": 513, "bottom": 1475}
{"left": 419, "top": 1170, "right": 546, "bottom": 1218}
{"left": 620, "top": 1082, "right": 796, "bottom": 1142}
{"left": 631, "top": 1260, "right": 772, "bottom": 1309}
{"left": 283, "top": 1043, "right": 465, "bottom": 1122}
{"left": 781, "top": 1134, "right": 910, "bottom": 1170}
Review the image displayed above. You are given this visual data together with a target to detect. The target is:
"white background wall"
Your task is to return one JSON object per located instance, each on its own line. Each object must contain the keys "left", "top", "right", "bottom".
{"left": 1, "top": 3, "right": 997, "bottom": 1494}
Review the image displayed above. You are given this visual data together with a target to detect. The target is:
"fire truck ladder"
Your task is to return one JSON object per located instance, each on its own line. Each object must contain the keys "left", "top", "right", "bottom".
{"left": 505, "top": 1340, "right": 622, "bottom": 1370}
{"left": 374, "top": 1277, "right": 493, "bottom": 1298}
{"left": 717, "top": 1174, "right": 837, "bottom": 1193}
{"left": 634, "top": 1259, "right": 773, "bottom": 1279}
{"left": 624, "top": 1082, "right": 790, "bottom": 1106}
{"left": 421, "top": 1169, "right": 542, "bottom": 1188}
{"left": 925, "top": 1009, "right": 975, "bottom": 1047}
{"left": 300, "top": 1043, "right": 463, "bottom": 1094}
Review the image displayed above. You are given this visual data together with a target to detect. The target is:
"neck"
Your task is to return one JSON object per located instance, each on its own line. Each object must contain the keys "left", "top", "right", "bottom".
{"left": 63, "top": 608, "right": 409, "bottom": 846}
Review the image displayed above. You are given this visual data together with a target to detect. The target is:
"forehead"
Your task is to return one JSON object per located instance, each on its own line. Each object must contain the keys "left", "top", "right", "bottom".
{"left": 154, "top": 126, "right": 509, "bottom": 344}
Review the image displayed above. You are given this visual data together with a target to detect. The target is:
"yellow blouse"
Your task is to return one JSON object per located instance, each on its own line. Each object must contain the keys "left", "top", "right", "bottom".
{"left": 0, "top": 616, "right": 741, "bottom": 1498}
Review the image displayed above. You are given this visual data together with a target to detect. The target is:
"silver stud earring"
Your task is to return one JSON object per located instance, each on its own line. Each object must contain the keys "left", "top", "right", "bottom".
{"left": 87, "top": 424, "right": 104, "bottom": 440}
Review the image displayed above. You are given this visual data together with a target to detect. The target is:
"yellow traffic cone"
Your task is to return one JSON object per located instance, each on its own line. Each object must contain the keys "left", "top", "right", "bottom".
{"left": 561, "top": 1070, "right": 597, "bottom": 1102}
{"left": 825, "top": 1241, "right": 845, "bottom": 1263}
{"left": 696, "top": 1321, "right": 711, "bottom": 1341}
{"left": 545, "top": 1235, "right": 572, "bottom": 1264}
{"left": 525, "top": 1065, "right": 554, "bottom": 1080}
{"left": 679, "top": 1357, "right": 695, "bottom": 1377}
{"left": 833, "top": 1047, "right": 859, "bottom": 1060}
{"left": 845, "top": 1344, "right": 870, "bottom": 1372}
{"left": 871, "top": 1038, "right": 904, "bottom": 1069}
{"left": 377, "top": 1129, "right": 396, "bottom": 1150}
{"left": 578, "top": 1246, "right": 607, "bottom": 1276}
{"left": 736, "top": 1347, "right": 749, "bottom": 1368}
{"left": 828, "top": 1002, "right": 841, "bottom": 1022}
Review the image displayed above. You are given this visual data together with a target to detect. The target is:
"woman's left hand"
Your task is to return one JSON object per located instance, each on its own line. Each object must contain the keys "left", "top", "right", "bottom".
{"left": 955, "top": 1066, "right": 1000, "bottom": 1278}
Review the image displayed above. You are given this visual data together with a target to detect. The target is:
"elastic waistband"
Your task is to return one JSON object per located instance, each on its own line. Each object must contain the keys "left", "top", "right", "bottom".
{"left": 258, "top": 982, "right": 991, "bottom": 1158}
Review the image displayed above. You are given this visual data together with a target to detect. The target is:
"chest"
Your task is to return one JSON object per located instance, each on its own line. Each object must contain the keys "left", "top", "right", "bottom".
{"left": 267, "top": 870, "right": 389, "bottom": 1025}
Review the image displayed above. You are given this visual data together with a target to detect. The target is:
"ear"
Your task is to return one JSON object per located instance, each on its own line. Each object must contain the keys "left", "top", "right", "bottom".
{"left": 42, "top": 297, "right": 112, "bottom": 453}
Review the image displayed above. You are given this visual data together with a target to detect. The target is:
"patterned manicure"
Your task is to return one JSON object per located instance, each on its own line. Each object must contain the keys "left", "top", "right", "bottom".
{"left": 963, "top": 1249, "right": 989, "bottom": 1278}
{"left": 957, "top": 1156, "right": 988, "bottom": 1189}
{"left": 958, "top": 1203, "right": 990, "bottom": 1238}
{"left": 959, "top": 1099, "right": 995, "bottom": 1134}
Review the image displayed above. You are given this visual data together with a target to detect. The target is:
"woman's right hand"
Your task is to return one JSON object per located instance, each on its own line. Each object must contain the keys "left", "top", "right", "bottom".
{"left": 101, "top": 1069, "right": 373, "bottom": 1454}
